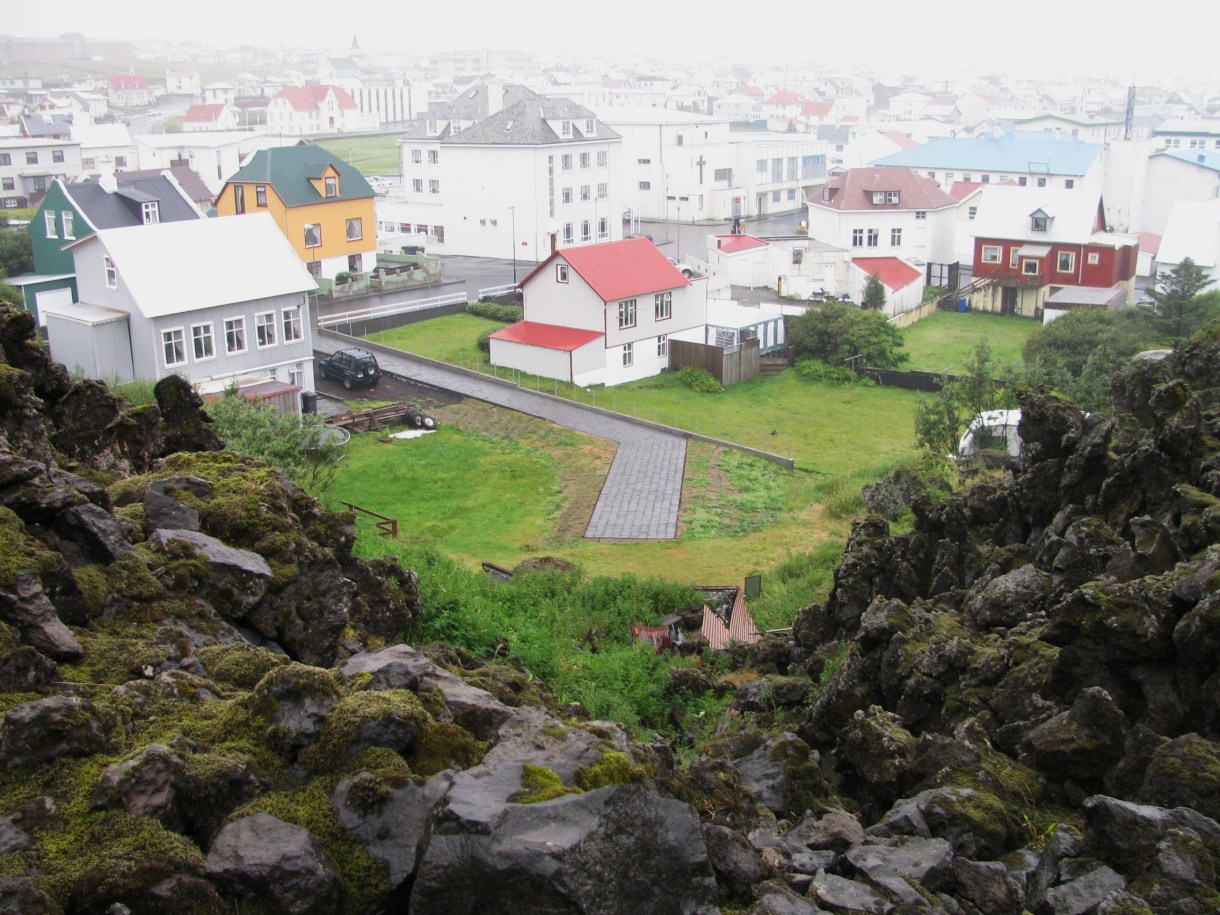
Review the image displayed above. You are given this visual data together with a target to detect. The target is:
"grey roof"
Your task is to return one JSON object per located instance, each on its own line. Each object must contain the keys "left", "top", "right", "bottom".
{"left": 427, "top": 84, "right": 542, "bottom": 121}
{"left": 20, "top": 114, "right": 72, "bottom": 137}
{"left": 117, "top": 166, "right": 214, "bottom": 207}
{"left": 443, "top": 96, "right": 620, "bottom": 146}
{"left": 65, "top": 176, "right": 204, "bottom": 230}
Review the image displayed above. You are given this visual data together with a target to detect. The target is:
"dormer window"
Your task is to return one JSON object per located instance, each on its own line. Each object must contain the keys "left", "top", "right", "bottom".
{"left": 426, "top": 119, "right": 439, "bottom": 136}
{"left": 142, "top": 201, "right": 159, "bottom": 224}
{"left": 324, "top": 176, "right": 337, "bottom": 197}
{"left": 1030, "top": 209, "right": 1051, "bottom": 232}
{"left": 585, "top": 118, "right": 595, "bottom": 136}
{"left": 561, "top": 119, "right": 571, "bottom": 137}
{"left": 823, "top": 187, "right": 831, "bottom": 201}
{"left": 872, "top": 191, "right": 900, "bottom": 205}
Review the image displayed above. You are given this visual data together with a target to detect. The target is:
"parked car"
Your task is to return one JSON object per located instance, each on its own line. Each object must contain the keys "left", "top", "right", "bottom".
{"left": 667, "top": 256, "right": 694, "bottom": 278}
{"left": 318, "top": 348, "right": 382, "bottom": 389}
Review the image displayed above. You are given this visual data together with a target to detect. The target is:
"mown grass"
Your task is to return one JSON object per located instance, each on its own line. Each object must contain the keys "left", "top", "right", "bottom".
{"left": 313, "top": 135, "right": 402, "bottom": 176}
{"left": 902, "top": 310, "right": 1038, "bottom": 374}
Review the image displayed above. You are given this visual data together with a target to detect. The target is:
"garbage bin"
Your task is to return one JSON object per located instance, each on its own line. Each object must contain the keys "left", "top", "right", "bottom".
{"left": 301, "top": 391, "right": 318, "bottom": 414}
{"left": 957, "top": 299, "right": 968, "bottom": 312}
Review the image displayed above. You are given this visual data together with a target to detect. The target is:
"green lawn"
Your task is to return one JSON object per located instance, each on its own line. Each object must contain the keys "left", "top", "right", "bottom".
{"left": 902, "top": 310, "right": 1039, "bottom": 374}
{"left": 314, "top": 136, "right": 402, "bottom": 176}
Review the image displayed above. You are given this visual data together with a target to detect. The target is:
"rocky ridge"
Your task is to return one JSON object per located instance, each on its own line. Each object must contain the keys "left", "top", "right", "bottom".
{"left": 0, "top": 299, "right": 1217, "bottom": 914}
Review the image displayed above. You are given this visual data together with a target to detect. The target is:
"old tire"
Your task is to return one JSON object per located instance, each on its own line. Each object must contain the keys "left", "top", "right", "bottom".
{"left": 343, "top": 375, "right": 353, "bottom": 390}
{"left": 421, "top": 416, "right": 436, "bottom": 430}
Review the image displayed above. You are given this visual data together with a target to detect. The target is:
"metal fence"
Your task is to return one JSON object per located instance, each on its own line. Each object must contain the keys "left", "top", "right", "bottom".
{"left": 318, "top": 292, "right": 469, "bottom": 335}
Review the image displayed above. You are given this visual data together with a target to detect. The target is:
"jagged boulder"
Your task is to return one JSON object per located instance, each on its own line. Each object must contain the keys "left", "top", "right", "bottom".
{"left": 1137, "top": 733, "right": 1220, "bottom": 821}
{"left": 91, "top": 743, "right": 188, "bottom": 831}
{"left": 0, "top": 695, "right": 106, "bottom": 768}
{"left": 0, "top": 571, "right": 82, "bottom": 661}
{"left": 155, "top": 375, "right": 222, "bottom": 456}
{"left": 205, "top": 813, "right": 339, "bottom": 915}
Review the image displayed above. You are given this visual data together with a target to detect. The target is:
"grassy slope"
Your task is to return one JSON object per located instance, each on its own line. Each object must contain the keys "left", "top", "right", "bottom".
{"left": 902, "top": 310, "right": 1039, "bottom": 373}
{"left": 313, "top": 136, "right": 401, "bottom": 176}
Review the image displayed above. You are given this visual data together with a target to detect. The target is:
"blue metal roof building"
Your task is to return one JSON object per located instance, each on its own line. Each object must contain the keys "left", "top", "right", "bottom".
{"left": 873, "top": 135, "right": 1104, "bottom": 176}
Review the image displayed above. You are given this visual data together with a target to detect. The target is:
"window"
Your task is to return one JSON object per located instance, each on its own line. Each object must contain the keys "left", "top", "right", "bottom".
{"left": 981, "top": 245, "right": 1002, "bottom": 263}
{"left": 0, "top": 178, "right": 12, "bottom": 190}
{"left": 104, "top": 255, "right": 117, "bottom": 287}
{"left": 1065, "top": 179, "right": 1075, "bottom": 190}
{"left": 618, "top": 341, "right": 635, "bottom": 369}
{"left": 346, "top": 217, "right": 362, "bottom": 241}
{"left": 428, "top": 179, "right": 440, "bottom": 194}
{"left": 1036, "top": 177, "right": 1047, "bottom": 188}
{"left": 714, "top": 167, "right": 732, "bottom": 182}
{"left": 890, "top": 228, "right": 902, "bottom": 246}
{"left": 1022, "top": 259, "right": 1040, "bottom": 276}
{"left": 0, "top": 154, "right": 8, "bottom": 165}
{"left": 981, "top": 174, "right": 991, "bottom": 183}
{"left": 852, "top": 228, "right": 864, "bottom": 247}
{"left": 427, "top": 150, "right": 438, "bottom": 165}
{"left": 224, "top": 317, "right": 246, "bottom": 354}
{"left": 44, "top": 210, "right": 57, "bottom": 239}
{"left": 1087, "top": 252, "right": 1100, "bottom": 265}
{"left": 580, "top": 152, "right": 590, "bottom": 168}
{"left": 598, "top": 151, "right": 607, "bottom": 167}
{"left": 655, "top": 292, "right": 671, "bottom": 320}
{"left": 788, "top": 189, "right": 796, "bottom": 201}
{"left": 772, "top": 191, "right": 781, "bottom": 203}
{"left": 282, "top": 307, "right": 303, "bottom": 343}
{"left": 639, "top": 158, "right": 652, "bottom": 165}
{"left": 867, "top": 228, "right": 879, "bottom": 247}
{"left": 597, "top": 216, "right": 608, "bottom": 239}
{"left": 657, "top": 334, "right": 668, "bottom": 358}
{"left": 1018, "top": 176, "right": 1028, "bottom": 186}
{"left": 562, "top": 187, "right": 573, "bottom": 204}
{"left": 61, "top": 211, "right": 73, "bottom": 239}
{"left": 944, "top": 172, "right": 954, "bottom": 183}
{"left": 142, "top": 202, "right": 159, "bottom": 224}
{"left": 581, "top": 220, "right": 591, "bottom": 242}
{"left": 234, "top": 184, "right": 245, "bottom": 214}
{"left": 255, "top": 312, "right": 276, "bottom": 348}
{"left": 162, "top": 328, "right": 186, "bottom": 367}
{"left": 306, "top": 261, "right": 322, "bottom": 277}
{"left": 348, "top": 253, "right": 362, "bottom": 273}
{"left": 434, "top": 226, "right": 444, "bottom": 243}
{"left": 872, "top": 191, "right": 900, "bottom": 205}
{"left": 52, "top": 149, "right": 64, "bottom": 163}
{"left": 1057, "top": 251, "right": 1075, "bottom": 273}
{"left": 411, "top": 149, "right": 422, "bottom": 164}
{"left": 324, "top": 176, "right": 337, "bottom": 197}
{"left": 585, "top": 119, "right": 594, "bottom": 135}
{"left": 639, "top": 181, "right": 651, "bottom": 190}
{"left": 191, "top": 323, "right": 215, "bottom": 361}
{"left": 26, "top": 152, "right": 37, "bottom": 165}
{"left": 915, "top": 210, "right": 926, "bottom": 220}
{"left": 968, "top": 206, "right": 977, "bottom": 221}
{"left": 563, "top": 223, "right": 573, "bottom": 244}
{"left": 561, "top": 120, "right": 571, "bottom": 137}
{"left": 756, "top": 159, "right": 767, "bottom": 174}
{"left": 562, "top": 153, "right": 572, "bottom": 170}
{"left": 772, "top": 158, "right": 782, "bottom": 182}
{"left": 962, "top": 174, "right": 972, "bottom": 183}
{"left": 256, "top": 185, "right": 267, "bottom": 207}
{"left": 304, "top": 224, "right": 321, "bottom": 248}
{"left": 1031, "top": 215, "right": 1049, "bottom": 232}
{"left": 412, "top": 179, "right": 423, "bottom": 193}
{"left": 580, "top": 185, "right": 590, "bottom": 202}
{"left": 597, "top": 182, "right": 607, "bottom": 198}
{"left": 556, "top": 264, "right": 569, "bottom": 283}
{"left": 1010, "top": 248, "right": 1020, "bottom": 269}
{"left": 618, "top": 298, "right": 637, "bottom": 329}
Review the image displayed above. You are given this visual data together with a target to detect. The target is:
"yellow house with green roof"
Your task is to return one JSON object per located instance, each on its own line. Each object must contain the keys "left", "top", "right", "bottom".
{"left": 215, "top": 145, "right": 376, "bottom": 280}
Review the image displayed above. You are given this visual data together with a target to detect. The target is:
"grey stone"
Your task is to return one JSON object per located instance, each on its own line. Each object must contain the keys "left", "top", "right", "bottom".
{"left": 57, "top": 501, "right": 134, "bottom": 560}
{"left": 0, "top": 816, "right": 30, "bottom": 855}
{"left": 808, "top": 871, "right": 890, "bottom": 914}
{"left": 951, "top": 858, "right": 1023, "bottom": 915}
{"left": 703, "top": 822, "right": 768, "bottom": 901}
{"left": 149, "top": 529, "right": 272, "bottom": 613}
{"left": 0, "top": 695, "right": 106, "bottom": 769}
{"left": 844, "top": 836, "right": 954, "bottom": 894}
{"left": 1041, "top": 864, "right": 1126, "bottom": 915}
{"left": 0, "top": 571, "right": 82, "bottom": 661}
{"left": 963, "top": 564, "right": 1049, "bottom": 629}
{"left": 205, "top": 813, "right": 339, "bottom": 915}
{"left": 143, "top": 476, "right": 209, "bottom": 532}
{"left": 91, "top": 743, "right": 186, "bottom": 831}
{"left": 750, "top": 881, "right": 830, "bottom": 914}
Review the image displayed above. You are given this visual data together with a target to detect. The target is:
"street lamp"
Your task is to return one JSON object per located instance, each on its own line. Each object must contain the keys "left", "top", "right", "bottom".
{"left": 509, "top": 205, "right": 517, "bottom": 283}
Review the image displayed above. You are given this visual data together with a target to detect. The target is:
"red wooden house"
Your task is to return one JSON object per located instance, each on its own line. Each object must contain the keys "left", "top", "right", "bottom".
{"left": 967, "top": 187, "right": 1138, "bottom": 318}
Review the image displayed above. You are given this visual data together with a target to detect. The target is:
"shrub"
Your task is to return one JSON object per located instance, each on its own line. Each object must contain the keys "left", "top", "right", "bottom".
{"left": 466, "top": 301, "right": 523, "bottom": 323}
{"left": 793, "top": 359, "right": 871, "bottom": 386}
{"left": 334, "top": 271, "right": 355, "bottom": 284}
{"left": 676, "top": 366, "right": 722, "bottom": 393}
{"left": 476, "top": 330, "right": 493, "bottom": 354}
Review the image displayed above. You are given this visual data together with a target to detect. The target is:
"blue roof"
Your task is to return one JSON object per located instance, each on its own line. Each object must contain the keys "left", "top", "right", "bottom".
{"left": 873, "top": 136, "right": 1103, "bottom": 176}
{"left": 1160, "top": 150, "right": 1220, "bottom": 172}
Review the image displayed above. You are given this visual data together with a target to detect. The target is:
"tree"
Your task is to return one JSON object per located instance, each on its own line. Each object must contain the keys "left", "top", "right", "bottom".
{"left": 0, "top": 228, "right": 32, "bottom": 279}
{"left": 862, "top": 272, "right": 886, "bottom": 311}
{"left": 914, "top": 340, "right": 1015, "bottom": 455}
{"left": 787, "top": 300, "right": 908, "bottom": 368}
{"left": 1144, "top": 257, "right": 1220, "bottom": 341}
{"left": 206, "top": 394, "right": 346, "bottom": 492}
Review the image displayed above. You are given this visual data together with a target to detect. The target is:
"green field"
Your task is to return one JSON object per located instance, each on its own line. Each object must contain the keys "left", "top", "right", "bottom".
{"left": 314, "top": 135, "right": 402, "bottom": 176}
{"left": 901, "top": 310, "right": 1038, "bottom": 374}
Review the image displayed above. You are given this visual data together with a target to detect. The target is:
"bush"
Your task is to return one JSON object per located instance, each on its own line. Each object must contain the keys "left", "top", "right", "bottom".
{"left": 676, "top": 366, "right": 723, "bottom": 393}
{"left": 476, "top": 330, "right": 493, "bottom": 354}
{"left": 793, "top": 359, "right": 871, "bottom": 386}
{"left": 334, "top": 271, "right": 355, "bottom": 284}
{"left": 466, "top": 301, "right": 523, "bottom": 323}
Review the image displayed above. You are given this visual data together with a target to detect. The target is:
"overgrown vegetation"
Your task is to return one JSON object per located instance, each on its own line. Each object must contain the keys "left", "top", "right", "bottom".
{"left": 676, "top": 366, "right": 723, "bottom": 393}
{"left": 1143, "top": 257, "right": 1220, "bottom": 342}
{"left": 913, "top": 340, "right": 1016, "bottom": 455}
{"left": 466, "top": 301, "right": 523, "bottom": 323}
{"left": 788, "top": 300, "right": 907, "bottom": 368}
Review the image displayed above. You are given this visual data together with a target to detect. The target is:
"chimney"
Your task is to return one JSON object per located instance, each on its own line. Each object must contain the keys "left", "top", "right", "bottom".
{"left": 98, "top": 172, "right": 118, "bottom": 193}
{"left": 487, "top": 82, "right": 504, "bottom": 116}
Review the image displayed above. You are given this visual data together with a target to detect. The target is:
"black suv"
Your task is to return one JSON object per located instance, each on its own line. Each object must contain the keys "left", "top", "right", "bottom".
{"left": 318, "top": 348, "right": 382, "bottom": 389}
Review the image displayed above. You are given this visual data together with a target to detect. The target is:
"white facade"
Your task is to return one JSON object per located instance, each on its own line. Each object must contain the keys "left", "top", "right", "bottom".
{"left": 807, "top": 196, "right": 959, "bottom": 266}
{"left": 136, "top": 132, "right": 280, "bottom": 194}
{"left": 0, "top": 138, "right": 82, "bottom": 205}
{"left": 1138, "top": 150, "right": 1220, "bottom": 237}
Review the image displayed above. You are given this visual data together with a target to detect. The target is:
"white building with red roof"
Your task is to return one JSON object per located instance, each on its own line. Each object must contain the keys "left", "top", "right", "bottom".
{"left": 489, "top": 237, "right": 707, "bottom": 387}
{"left": 183, "top": 103, "right": 239, "bottom": 133}
{"left": 266, "top": 85, "right": 370, "bottom": 136}
{"left": 806, "top": 165, "right": 961, "bottom": 267}
{"left": 851, "top": 256, "right": 926, "bottom": 317}
{"left": 108, "top": 74, "right": 153, "bottom": 108}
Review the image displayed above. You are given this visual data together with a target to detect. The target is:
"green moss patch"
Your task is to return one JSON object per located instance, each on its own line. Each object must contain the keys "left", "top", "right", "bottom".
{"left": 511, "top": 764, "right": 583, "bottom": 803}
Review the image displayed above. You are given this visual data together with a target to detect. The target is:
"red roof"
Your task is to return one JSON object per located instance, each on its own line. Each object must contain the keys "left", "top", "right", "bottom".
{"left": 811, "top": 166, "right": 958, "bottom": 212}
{"left": 274, "top": 85, "right": 358, "bottom": 111}
{"left": 740, "top": 84, "right": 765, "bottom": 98}
{"left": 853, "top": 257, "right": 922, "bottom": 291}
{"left": 1138, "top": 232, "right": 1161, "bottom": 255}
{"left": 109, "top": 74, "right": 148, "bottom": 91}
{"left": 764, "top": 91, "right": 802, "bottom": 106}
{"left": 184, "top": 103, "right": 227, "bottom": 123}
{"left": 715, "top": 234, "right": 768, "bottom": 254}
{"left": 700, "top": 590, "right": 760, "bottom": 650}
{"left": 880, "top": 130, "right": 920, "bottom": 150}
{"left": 522, "top": 238, "right": 689, "bottom": 302}
{"left": 489, "top": 321, "right": 603, "bottom": 351}
{"left": 801, "top": 101, "right": 834, "bottom": 117}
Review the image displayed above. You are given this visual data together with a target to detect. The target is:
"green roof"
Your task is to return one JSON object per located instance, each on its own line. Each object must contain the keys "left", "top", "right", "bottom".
{"left": 225, "top": 145, "right": 373, "bottom": 207}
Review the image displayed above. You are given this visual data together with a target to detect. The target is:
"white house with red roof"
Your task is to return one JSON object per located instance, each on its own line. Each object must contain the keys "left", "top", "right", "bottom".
{"left": 183, "top": 104, "right": 239, "bottom": 133}
{"left": 108, "top": 75, "right": 153, "bottom": 108}
{"left": 489, "top": 237, "right": 707, "bottom": 387}
{"left": 703, "top": 233, "right": 853, "bottom": 300}
{"left": 852, "top": 257, "right": 925, "bottom": 316}
{"left": 762, "top": 91, "right": 804, "bottom": 131}
{"left": 266, "top": 85, "right": 370, "bottom": 136}
{"left": 806, "top": 165, "right": 960, "bottom": 266}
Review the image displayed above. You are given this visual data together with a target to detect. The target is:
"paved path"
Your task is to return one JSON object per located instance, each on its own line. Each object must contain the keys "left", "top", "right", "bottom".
{"left": 315, "top": 334, "right": 686, "bottom": 540}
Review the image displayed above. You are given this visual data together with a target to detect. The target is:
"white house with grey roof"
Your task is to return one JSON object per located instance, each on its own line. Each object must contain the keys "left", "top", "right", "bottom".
{"left": 380, "top": 84, "right": 624, "bottom": 261}
{"left": 45, "top": 213, "right": 317, "bottom": 407}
